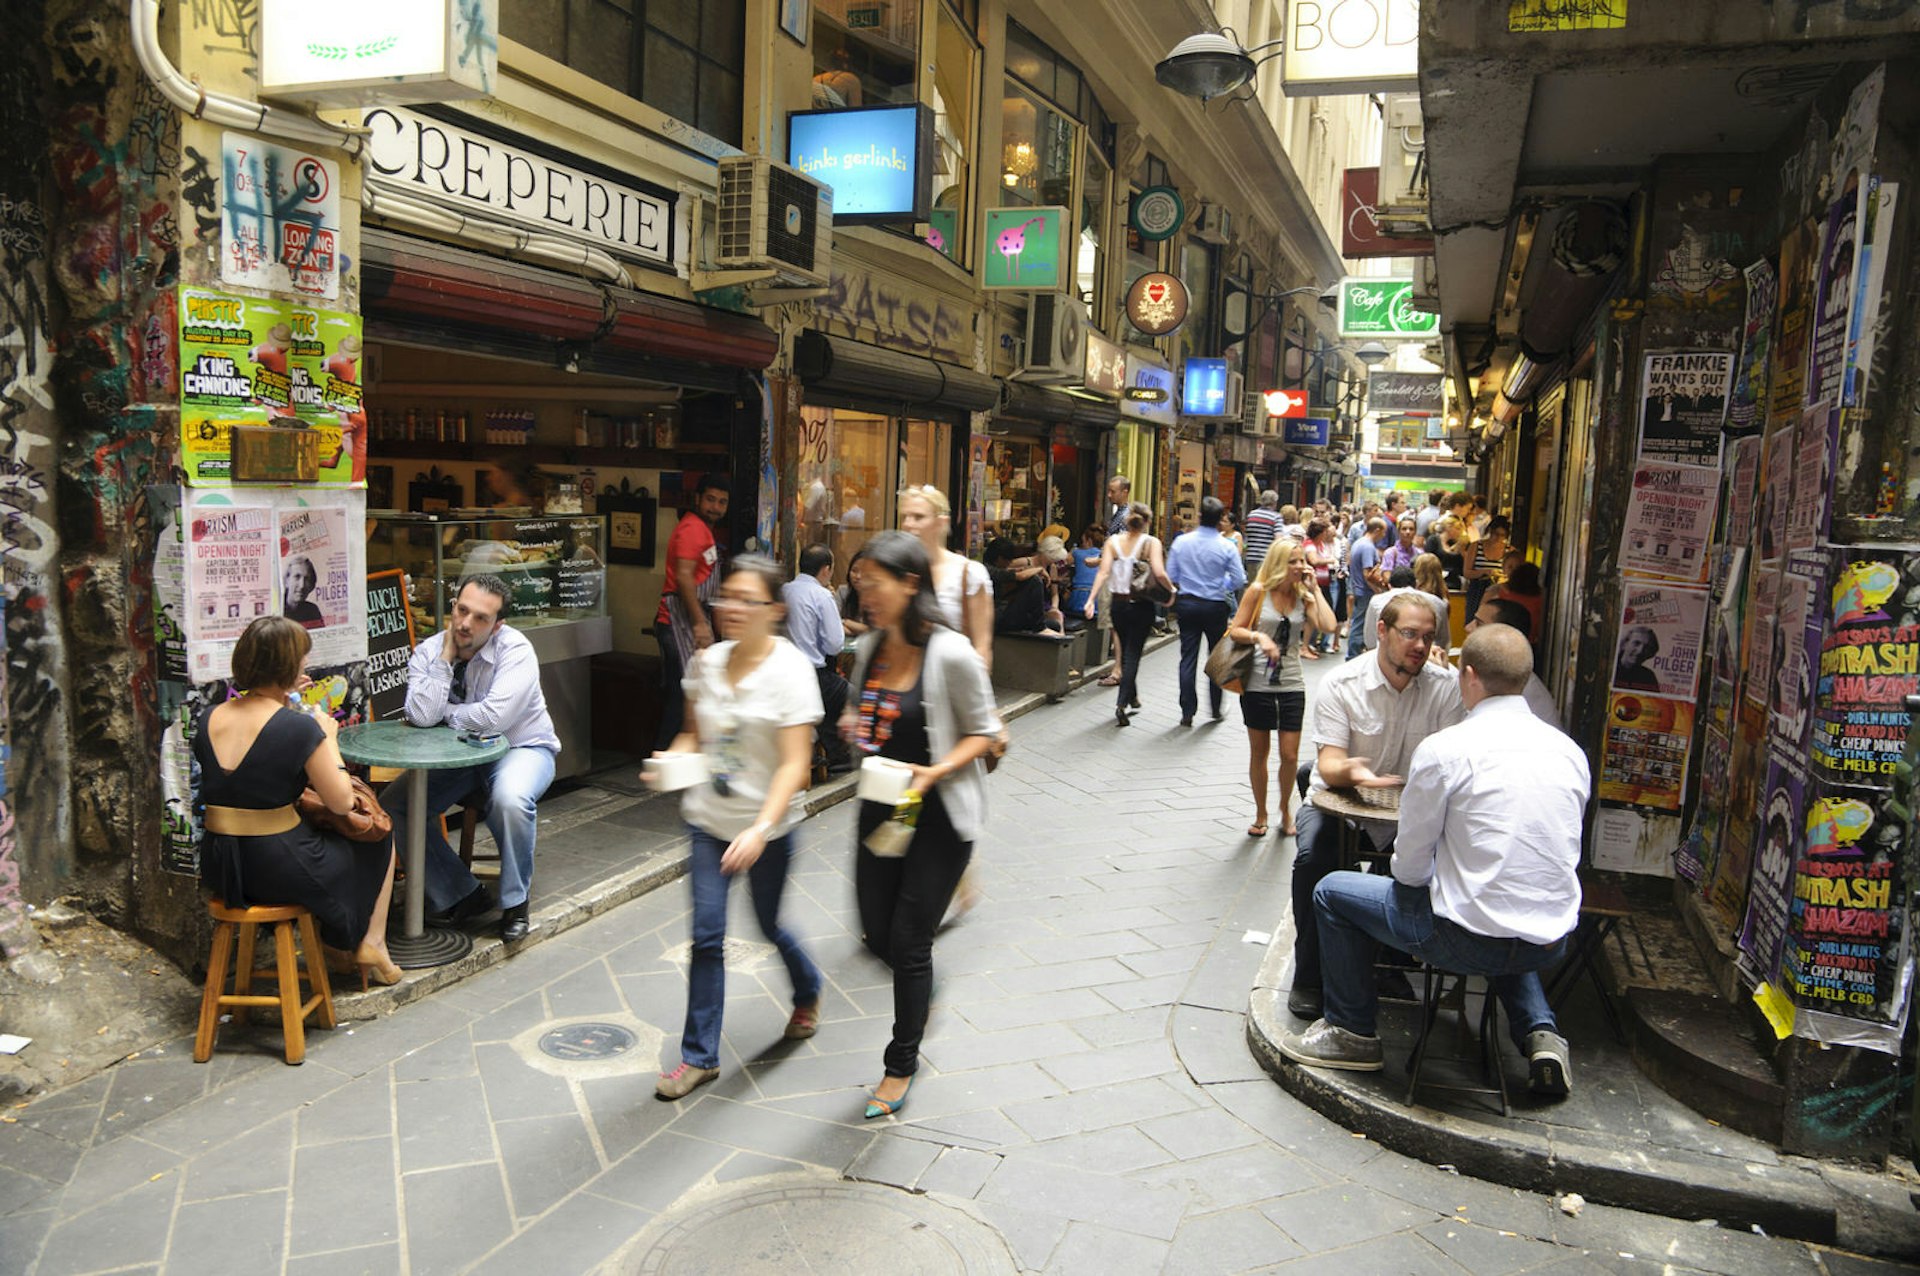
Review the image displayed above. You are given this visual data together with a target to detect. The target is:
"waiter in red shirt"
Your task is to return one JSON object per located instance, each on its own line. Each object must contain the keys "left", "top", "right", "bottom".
{"left": 654, "top": 475, "right": 731, "bottom": 749}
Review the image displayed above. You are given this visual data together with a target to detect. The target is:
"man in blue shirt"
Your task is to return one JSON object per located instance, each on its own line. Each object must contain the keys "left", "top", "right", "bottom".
{"left": 782, "top": 544, "right": 850, "bottom": 774}
{"left": 1345, "top": 517, "right": 1390, "bottom": 659}
{"left": 1165, "top": 496, "right": 1247, "bottom": 726}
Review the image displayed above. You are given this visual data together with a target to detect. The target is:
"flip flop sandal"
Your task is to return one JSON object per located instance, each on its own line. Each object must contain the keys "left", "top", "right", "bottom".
{"left": 1247, "top": 823, "right": 1269, "bottom": 837}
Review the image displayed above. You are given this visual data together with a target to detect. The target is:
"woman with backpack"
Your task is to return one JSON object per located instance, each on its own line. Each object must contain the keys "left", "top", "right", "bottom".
{"left": 1082, "top": 502, "right": 1174, "bottom": 727}
{"left": 1227, "top": 538, "right": 1335, "bottom": 838}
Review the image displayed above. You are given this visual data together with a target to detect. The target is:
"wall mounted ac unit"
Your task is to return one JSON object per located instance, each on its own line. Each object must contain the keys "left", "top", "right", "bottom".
{"left": 1192, "top": 202, "right": 1232, "bottom": 245}
{"left": 1019, "top": 293, "right": 1087, "bottom": 382}
{"left": 1238, "top": 388, "right": 1264, "bottom": 437}
{"left": 715, "top": 156, "right": 833, "bottom": 287}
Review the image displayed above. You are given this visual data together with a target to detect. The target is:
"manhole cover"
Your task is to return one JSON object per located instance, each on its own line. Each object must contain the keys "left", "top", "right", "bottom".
{"left": 538, "top": 1022, "right": 637, "bottom": 1060}
{"left": 661, "top": 937, "right": 773, "bottom": 970}
{"left": 613, "top": 1176, "right": 1015, "bottom": 1275}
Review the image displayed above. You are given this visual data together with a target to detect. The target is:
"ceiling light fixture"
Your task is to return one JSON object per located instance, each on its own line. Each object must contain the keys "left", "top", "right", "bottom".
{"left": 1154, "top": 29, "right": 1283, "bottom": 102}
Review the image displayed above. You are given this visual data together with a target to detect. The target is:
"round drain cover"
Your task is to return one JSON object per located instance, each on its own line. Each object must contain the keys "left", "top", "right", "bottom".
{"left": 537, "top": 1022, "right": 637, "bottom": 1060}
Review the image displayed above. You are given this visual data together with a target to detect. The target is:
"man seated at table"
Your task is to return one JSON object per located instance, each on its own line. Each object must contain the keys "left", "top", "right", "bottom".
{"left": 1467, "top": 596, "right": 1556, "bottom": 724}
{"left": 1289, "top": 594, "right": 1463, "bottom": 1021}
{"left": 1278, "top": 623, "right": 1586, "bottom": 1098}
{"left": 387, "top": 574, "right": 560, "bottom": 943}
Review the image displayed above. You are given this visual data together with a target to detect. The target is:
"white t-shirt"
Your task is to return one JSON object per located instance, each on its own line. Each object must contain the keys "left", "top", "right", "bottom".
{"left": 934, "top": 555, "right": 992, "bottom": 633}
{"left": 679, "top": 638, "right": 824, "bottom": 840}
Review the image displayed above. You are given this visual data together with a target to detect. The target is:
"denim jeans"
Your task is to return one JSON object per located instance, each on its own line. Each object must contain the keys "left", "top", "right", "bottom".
{"left": 1313, "top": 871, "right": 1564, "bottom": 1050}
{"left": 383, "top": 745, "right": 556, "bottom": 913}
{"left": 679, "top": 825, "right": 821, "bottom": 1070}
{"left": 1110, "top": 596, "right": 1154, "bottom": 710}
{"left": 1290, "top": 803, "right": 1383, "bottom": 994}
{"left": 1346, "top": 594, "right": 1372, "bottom": 658}
{"left": 1173, "top": 596, "right": 1230, "bottom": 719}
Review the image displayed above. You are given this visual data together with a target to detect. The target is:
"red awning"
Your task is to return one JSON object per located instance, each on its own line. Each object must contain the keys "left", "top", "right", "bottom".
{"left": 361, "top": 229, "right": 776, "bottom": 372}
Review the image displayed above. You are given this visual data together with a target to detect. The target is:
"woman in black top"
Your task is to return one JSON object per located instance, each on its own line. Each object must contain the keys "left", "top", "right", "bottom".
{"left": 196, "top": 617, "right": 401, "bottom": 985}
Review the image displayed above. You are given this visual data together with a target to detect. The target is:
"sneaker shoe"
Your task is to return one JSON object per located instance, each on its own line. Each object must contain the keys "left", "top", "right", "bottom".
{"left": 655, "top": 1062, "right": 720, "bottom": 1100}
{"left": 784, "top": 1003, "right": 820, "bottom": 1040}
{"left": 1526, "top": 1030, "right": 1572, "bottom": 1098}
{"left": 1286, "top": 986, "right": 1324, "bottom": 1020}
{"left": 1277, "top": 1018, "right": 1385, "bottom": 1072}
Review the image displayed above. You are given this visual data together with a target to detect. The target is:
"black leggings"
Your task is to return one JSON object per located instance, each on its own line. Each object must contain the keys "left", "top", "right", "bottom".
{"left": 1110, "top": 596, "right": 1155, "bottom": 709}
{"left": 856, "top": 790, "right": 972, "bottom": 1077}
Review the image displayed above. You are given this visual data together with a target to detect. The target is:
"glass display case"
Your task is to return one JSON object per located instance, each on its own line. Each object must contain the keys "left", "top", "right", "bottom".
{"left": 366, "top": 512, "right": 611, "bottom": 779}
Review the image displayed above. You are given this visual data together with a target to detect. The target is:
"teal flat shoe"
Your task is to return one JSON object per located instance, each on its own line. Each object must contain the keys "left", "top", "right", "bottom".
{"left": 864, "top": 1075, "right": 913, "bottom": 1119}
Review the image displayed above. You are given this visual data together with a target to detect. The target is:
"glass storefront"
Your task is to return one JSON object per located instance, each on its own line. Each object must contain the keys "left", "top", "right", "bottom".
{"left": 793, "top": 405, "right": 953, "bottom": 582}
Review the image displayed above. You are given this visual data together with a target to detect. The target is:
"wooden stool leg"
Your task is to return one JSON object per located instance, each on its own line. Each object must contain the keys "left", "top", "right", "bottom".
{"left": 460, "top": 807, "right": 479, "bottom": 868}
{"left": 194, "top": 922, "right": 234, "bottom": 1063}
{"left": 297, "top": 913, "right": 337, "bottom": 1030}
{"left": 273, "top": 920, "right": 307, "bottom": 1065}
{"left": 231, "top": 922, "right": 258, "bottom": 1027}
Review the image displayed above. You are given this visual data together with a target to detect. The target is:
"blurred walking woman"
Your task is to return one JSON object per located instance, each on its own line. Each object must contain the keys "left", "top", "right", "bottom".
{"left": 1083, "top": 502, "right": 1173, "bottom": 727}
{"left": 651, "top": 555, "right": 824, "bottom": 1100}
{"left": 197, "top": 617, "right": 402, "bottom": 986}
{"left": 1228, "top": 540, "right": 1335, "bottom": 838}
{"left": 842, "top": 532, "right": 1002, "bottom": 1118}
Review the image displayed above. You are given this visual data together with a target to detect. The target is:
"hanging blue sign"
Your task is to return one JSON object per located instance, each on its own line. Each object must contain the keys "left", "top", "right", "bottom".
{"left": 1181, "top": 357, "right": 1231, "bottom": 418}
{"left": 1120, "top": 354, "right": 1177, "bottom": 425}
{"left": 787, "top": 104, "right": 932, "bottom": 223}
{"left": 1285, "top": 416, "right": 1332, "bottom": 446}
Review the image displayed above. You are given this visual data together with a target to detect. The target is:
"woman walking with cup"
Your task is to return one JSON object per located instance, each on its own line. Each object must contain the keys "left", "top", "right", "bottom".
{"left": 1228, "top": 539, "right": 1335, "bottom": 838}
{"left": 647, "top": 555, "right": 825, "bottom": 1101}
{"left": 842, "top": 531, "right": 1002, "bottom": 1118}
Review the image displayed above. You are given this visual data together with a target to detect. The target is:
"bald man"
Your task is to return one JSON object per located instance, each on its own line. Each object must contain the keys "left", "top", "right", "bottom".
{"left": 1278, "top": 624, "right": 1588, "bottom": 1099}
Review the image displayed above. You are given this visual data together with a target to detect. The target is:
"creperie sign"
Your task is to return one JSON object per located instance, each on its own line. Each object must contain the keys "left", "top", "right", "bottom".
{"left": 363, "top": 108, "right": 678, "bottom": 268}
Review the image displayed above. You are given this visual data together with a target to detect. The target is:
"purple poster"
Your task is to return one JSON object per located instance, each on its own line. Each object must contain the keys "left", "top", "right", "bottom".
{"left": 1805, "top": 175, "right": 1860, "bottom": 410}
{"left": 1737, "top": 755, "right": 1806, "bottom": 984}
{"left": 1782, "top": 784, "right": 1910, "bottom": 1021}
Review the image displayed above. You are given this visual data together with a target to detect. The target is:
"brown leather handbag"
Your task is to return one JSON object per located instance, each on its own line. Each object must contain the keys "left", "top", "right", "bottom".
{"left": 297, "top": 775, "right": 393, "bottom": 843}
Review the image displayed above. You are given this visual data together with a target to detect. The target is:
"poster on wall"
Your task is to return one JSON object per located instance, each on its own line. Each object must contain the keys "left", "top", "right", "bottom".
{"left": 1757, "top": 424, "right": 1795, "bottom": 564}
{"left": 1610, "top": 581, "right": 1708, "bottom": 699}
{"left": 1846, "top": 179, "right": 1898, "bottom": 409}
{"left": 1805, "top": 173, "right": 1861, "bottom": 410}
{"left": 1598, "top": 693, "right": 1695, "bottom": 811}
{"left": 1619, "top": 462, "right": 1718, "bottom": 584}
{"left": 1727, "top": 259, "right": 1775, "bottom": 435}
{"left": 1706, "top": 699, "right": 1769, "bottom": 934}
{"left": 219, "top": 131, "right": 341, "bottom": 299}
{"left": 292, "top": 305, "right": 368, "bottom": 483}
{"left": 1768, "top": 225, "right": 1813, "bottom": 431}
{"left": 1678, "top": 725, "right": 1735, "bottom": 884}
{"left": 187, "top": 503, "right": 275, "bottom": 677}
{"left": 1784, "top": 403, "right": 1838, "bottom": 555}
{"left": 1810, "top": 548, "right": 1920, "bottom": 785}
{"left": 278, "top": 505, "right": 359, "bottom": 666}
{"left": 1722, "top": 435, "right": 1763, "bottom": 556}
{"left": 1737, "top": 755, "right": 1807, "bottom": 984}
{"left": 1769, "top": 568, "right": 1825, "bottom": 754}
{"left": 1637, "top": 350, "right": 1734, "bottom": 466}
{"left": 1780, "top": 783, "right": 1909, "bottom": 1022}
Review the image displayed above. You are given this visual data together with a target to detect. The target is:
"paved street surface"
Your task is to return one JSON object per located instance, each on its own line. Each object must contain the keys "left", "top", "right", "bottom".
{"left": 1, "top": 646, "right": 1909, "bottom": 1274}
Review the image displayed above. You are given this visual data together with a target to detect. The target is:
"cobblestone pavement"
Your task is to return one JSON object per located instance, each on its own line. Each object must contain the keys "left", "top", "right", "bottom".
{"left": 2, "top": 646, "right": 1912, "bottom": 1275}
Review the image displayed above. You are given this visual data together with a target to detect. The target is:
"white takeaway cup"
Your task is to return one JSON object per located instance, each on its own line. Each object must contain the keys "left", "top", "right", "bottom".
{"left": 643, "top": 752, "right": 710, "bottom": 792}
{"left": 857, "top": 756, "right": 915, "bottom": 805}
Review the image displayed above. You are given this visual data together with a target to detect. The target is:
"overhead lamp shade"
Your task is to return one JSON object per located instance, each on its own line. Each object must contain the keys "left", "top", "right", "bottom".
{"left": 1155, "top": 33, "right": 1256, "bottom": 100}
{"left": 1353, "top": 341, "right": 1391, "bottom": 366}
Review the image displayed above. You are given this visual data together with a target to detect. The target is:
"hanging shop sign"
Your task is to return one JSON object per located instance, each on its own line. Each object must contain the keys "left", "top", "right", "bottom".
{"left": 1263, "top": 388, "right": 1308, "bottom": 418}
{"left": 363, "top": 107, "right": 677, "bottom": 268}
{"left": 787, "top": 104, "right": 933, "bottom": 223}
{"left": 1341, "top": 168, "right": 1434, "bottom": 258}
{"left": 1281, "top": 0, "right": 1420, "bottom": 97}
{"left": 1082, "top": 328, "right": 1128, "bottom": 399}
{"left": 1181, "top": 358, "right": 1233, "bottom": 418}
{"left": 1365, "top": 370, "right": 1443, "bottom": 414}
{"left": 1636, "top": 350, "right": 1734, "bottom": 467}
{"left": 1285, "top": 417, "right": 1332, "bottom": 447}
{"left": 219, "top": 132, "right": 341, "bottom": 299}
{"left": 260, "top": 0, "right": 496, "bottom": 108}
{"left": 1119, "top": 349, "right": 1177, "bottom": 425}
{"left": 1335, "top": 277, "right": 1437, "bottom": 339}
{"left": 1130, "top": 186, "right": 1185, "bottom": 241}
{"left": 982, "top": 206, "right": 1071, "bottom": 291}
{"left": 1125, "top": 272, "right": 1190, "bottom": 337}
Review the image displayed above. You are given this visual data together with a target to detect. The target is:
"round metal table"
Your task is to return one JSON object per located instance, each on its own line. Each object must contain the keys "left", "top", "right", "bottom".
{"left": 337, "top": 722, "right": 508, "bottom": 969}
{"left": 1308, "top": 785, "right": 1403, "bottom": 870}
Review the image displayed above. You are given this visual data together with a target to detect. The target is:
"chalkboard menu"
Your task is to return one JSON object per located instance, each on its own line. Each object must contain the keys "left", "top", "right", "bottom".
{"left": 365, "top": 568, "right": 418, "bottom": 721}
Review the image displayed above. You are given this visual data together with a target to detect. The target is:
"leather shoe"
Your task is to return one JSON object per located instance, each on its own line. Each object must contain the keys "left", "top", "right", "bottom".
{"left": 1286, "top": 986, "right": 1323, "bottom": 1019}
{"left": 499, "top": 903, "right": 530, "bottom": 943}
{"left": 1179, "top": 716, "right": 1194, "bottom": 727}
{"left": 430, "top": 884, "right": 496, "bottom": 927}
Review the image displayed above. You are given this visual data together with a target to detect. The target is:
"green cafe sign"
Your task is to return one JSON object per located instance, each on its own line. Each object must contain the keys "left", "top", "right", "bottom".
{"left": 1336, "top": 278, "right": 1439, "bottom": 339}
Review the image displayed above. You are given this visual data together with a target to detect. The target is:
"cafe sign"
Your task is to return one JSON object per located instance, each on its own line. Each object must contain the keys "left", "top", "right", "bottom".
{"left": 1367, "top": 370, "right": 1444, "bottom": 414}
{"left": 1336, "top": 277, "right": 1438, "bottom": 339}
{"left": 1082, "top": 328, "right": 1128, "bottom": 399}
{"left": 1281, "top": 0, "right": 1420, "bottom": 97}
{"left": 261, "top": 0, "right": 497, "bottom": 108}
{"left": 1125, "top": 272, "right": 1190, "bottom": 337}
{"left": 363, "top": 108, "right": 678, "bottom": 269}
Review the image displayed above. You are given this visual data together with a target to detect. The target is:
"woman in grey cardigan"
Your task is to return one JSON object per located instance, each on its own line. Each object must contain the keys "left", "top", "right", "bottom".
{"left": 840, "top": 531, "right": 1003, "bottom": 1119}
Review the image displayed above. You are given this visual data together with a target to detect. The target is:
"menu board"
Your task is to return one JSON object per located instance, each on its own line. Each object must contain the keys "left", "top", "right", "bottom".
{"left": 364, "top": 568, "right": 418, "bottom": 722}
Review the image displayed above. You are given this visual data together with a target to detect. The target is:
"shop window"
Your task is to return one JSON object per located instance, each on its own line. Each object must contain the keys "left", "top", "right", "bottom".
{"left": 999, "top": 82, "right": 1074, "bottom": 208}
{"left": 1078, "top": 147, "right": 1109, "bottom": 315}
{"left": 1178, "top": 240, "right": 1217, "bottom": 361}
{"left": 795, "top": 406, "right": 890, "bottom": 578}
{"left": 503, "top": 0, "right": 745, "bottom": 145}
{"left": 811, "top": 0, "right": 920, "bottom": 108}
{"left": 981, "top": 438, "right": 1048, "bottom": 546}
{"left": 927, "top": 5, "right": 977, "bottom": 265}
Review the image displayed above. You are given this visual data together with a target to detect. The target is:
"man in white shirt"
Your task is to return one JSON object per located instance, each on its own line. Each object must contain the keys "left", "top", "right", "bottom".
{"left": 782, "top": 544, "right": 850, "bottom": 774}
{"left": 1278, "top": 624, "right": 1589, "bottom": 1098}
{"left": 1288, "top": 594, "right": 1464, "bottom": 1020}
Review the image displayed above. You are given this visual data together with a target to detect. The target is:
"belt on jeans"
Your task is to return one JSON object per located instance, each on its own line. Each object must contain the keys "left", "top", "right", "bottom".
{"left": 204, "top": 804, "right": 300, "bottom": 836}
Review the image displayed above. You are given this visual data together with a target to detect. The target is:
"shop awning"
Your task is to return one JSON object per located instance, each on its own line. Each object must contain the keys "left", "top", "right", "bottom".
{"left": 795, "top": 331, "right": 999, "bottom": 413}
{"left": 362, "top": 230, "right": 776, "bottom": 387}
{"left": 1000, "top": 381, "right": 1124, "bottom": 431}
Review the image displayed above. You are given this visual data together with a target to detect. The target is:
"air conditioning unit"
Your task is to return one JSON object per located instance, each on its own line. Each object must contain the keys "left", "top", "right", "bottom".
{"left": 1019, "top": 293, "right": 1087, "bottom": 382}
{"left": 714, "top": 156, "right": 833, "bottom": 287}
{"left": 1238, "top": 388, "right": 1264, "bottom": 437}
{"left": 1192, "top": 202, "right": 1232, "bottom": 245}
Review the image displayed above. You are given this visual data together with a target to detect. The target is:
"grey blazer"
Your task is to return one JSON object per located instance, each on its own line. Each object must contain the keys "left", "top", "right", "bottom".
{"left": 842, "top": 626, "right": 1003, "bottom": 842}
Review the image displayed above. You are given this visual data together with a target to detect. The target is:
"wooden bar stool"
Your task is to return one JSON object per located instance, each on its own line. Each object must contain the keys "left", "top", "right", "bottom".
{"left": 193, "top": 899, "right": 336, "bottom": 1065}
{"left": 454, "top": 796, "right": 499, "bottom": 874}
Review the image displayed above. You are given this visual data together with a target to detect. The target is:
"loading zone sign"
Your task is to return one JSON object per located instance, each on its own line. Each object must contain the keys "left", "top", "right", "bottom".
{"left": 221, "top": 133, "right": 341, "bottom": 299}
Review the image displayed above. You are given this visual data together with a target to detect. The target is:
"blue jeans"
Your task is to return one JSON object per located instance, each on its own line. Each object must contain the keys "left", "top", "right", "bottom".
{"left": 383, "top": 745, "right": 556, "bottom": 912}
{"left": 681, "top": 825, "right": 821, "bottom": 1070}
{"left": 1314, "top": 871, "right": 1564, "bottom": 1050}
{"left": 1346, "top": 593, "right": 1372, "bottom": 658}
{"left": 1174, "top": 596, "right": 1230, "bottom": 719}
{"left": 1324, "top": 577, "right": 1347, "bottom": 643}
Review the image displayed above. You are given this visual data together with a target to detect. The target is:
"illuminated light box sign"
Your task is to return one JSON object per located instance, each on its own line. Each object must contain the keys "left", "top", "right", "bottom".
{"left": 1337, "top": 277, "right": 1439, "bottom": 339}
{"left": 260, "top": 0, "right": 497, "bottom": 108}
{"left": 1182, "top": 358, "right": 1233, "bottom": 418}
{"left": 1281, "top": 0, "right": 1419, "bottom": 97}
{"left": 1285, "top": 417, "right": 1332, "bottom": 447}
{"left": 1082, "top": 329, "right": 1127, "bottom": 399}
{"left": 982, "top": 206, "right": 1071, "bottom": 291}
{"left": 1120, "top": 351, "right": 1177, "bottom": 425}
{"left": 788, "top": 104, "right": 933, "bottom": 223}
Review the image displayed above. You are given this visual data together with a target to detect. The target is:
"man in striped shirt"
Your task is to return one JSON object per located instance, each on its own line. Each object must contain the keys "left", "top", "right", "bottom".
{"left": 1242, "top": 490, "right": 1283, "bottom": 569}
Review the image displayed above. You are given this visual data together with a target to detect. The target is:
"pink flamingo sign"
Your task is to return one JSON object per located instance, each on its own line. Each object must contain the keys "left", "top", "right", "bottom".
{"left": 982, "top": 206, "right": 1070, "bottom": 291}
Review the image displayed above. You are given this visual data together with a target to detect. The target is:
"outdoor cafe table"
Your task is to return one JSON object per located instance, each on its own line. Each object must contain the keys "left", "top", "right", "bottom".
{"left": 1308, "top": 785, "right": 1403, "bottom": 871}
{"left": 336, "top": 722, "right": 508, "bottom": 969}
